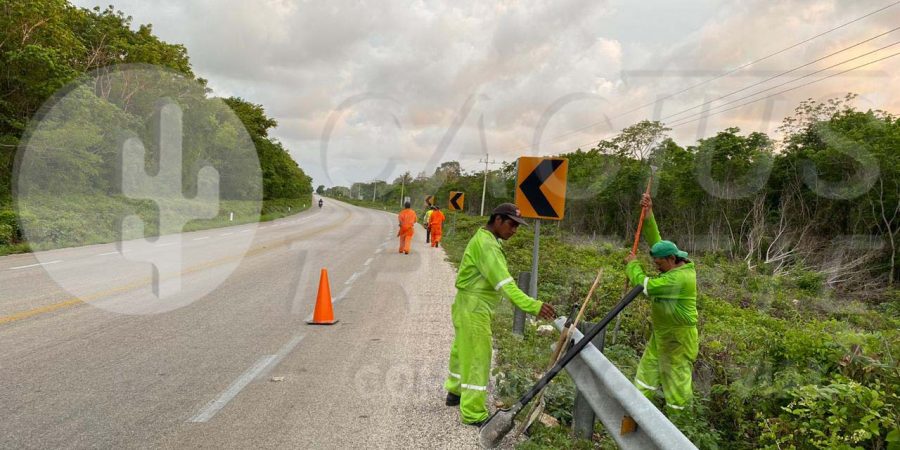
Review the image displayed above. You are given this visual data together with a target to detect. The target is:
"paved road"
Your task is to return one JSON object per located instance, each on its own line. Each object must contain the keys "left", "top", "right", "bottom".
{"left": 0, "top": 199, "right": 487, "bottom": 449}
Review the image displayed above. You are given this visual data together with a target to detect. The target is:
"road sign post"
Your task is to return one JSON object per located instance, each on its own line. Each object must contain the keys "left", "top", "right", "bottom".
{"left": 529, "top": 220, "right": 540, "bottom": 299}
{"left": 513, "top": 271, "right": 530, "bottom": 336}
{"left": 515, "top": 157, "right": 568, "bottom": 310}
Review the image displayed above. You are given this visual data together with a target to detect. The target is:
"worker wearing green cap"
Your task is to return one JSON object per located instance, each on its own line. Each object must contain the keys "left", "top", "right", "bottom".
{"left": 623, "top": 193, "right": 698, "bottom": 412}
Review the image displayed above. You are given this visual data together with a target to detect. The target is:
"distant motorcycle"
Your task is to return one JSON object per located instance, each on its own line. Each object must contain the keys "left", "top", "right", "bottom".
{"left": 318, "top": 199, "right": 323, "bottom": 208}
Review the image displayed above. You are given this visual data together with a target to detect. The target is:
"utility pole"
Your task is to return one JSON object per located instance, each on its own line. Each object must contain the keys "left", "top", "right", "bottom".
{"left": 478, "top": 154, "right": 500, "bottom": 216}
{"left": 372, "top": 180, "right": 377, "bottom": 201}
{"left": 399, "top": 174, "right": 405, "bottom": 208}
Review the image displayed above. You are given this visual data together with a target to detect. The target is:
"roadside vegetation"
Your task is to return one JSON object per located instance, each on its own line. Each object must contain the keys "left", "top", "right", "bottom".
{"left": 333, "top": 95, "right": 900, "bottom": 448}
{"left": 0, "top": 1, "right": 313, "bottom": 254}
{"left": 440, "top": 212, "right": 899, "bottom": 449}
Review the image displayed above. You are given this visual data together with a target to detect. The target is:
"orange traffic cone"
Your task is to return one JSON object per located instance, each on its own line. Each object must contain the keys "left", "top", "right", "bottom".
{"left": 307, "top": 268, "right": 338, "bottom": 325}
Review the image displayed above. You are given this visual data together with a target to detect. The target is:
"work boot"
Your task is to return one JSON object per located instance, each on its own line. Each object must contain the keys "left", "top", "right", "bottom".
{"left": 445, "top": 392, "right": 460, "bottom": 406}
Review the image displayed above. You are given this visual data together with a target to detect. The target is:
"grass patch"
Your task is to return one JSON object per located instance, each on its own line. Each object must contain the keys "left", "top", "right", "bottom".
{"left": 341, "top": 202, "right": 900, "bottom": 449}
{"left": 0, "top": 195, "right": 312, "bottom": 254}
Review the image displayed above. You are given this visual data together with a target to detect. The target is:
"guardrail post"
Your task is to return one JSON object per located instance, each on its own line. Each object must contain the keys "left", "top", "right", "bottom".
{"left": 551, "top": 317, "right": 697, "bottom": 450}
{"left": 512, "top": 271, "right": 529, "bottom": 335}
{"left": 573, "top": 321, "right": 606, "bottom": 441}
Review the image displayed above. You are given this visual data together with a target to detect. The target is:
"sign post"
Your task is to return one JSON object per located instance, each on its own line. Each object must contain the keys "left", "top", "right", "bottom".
{"left": 514, "top": 157, "right": 568, "bottom": 302}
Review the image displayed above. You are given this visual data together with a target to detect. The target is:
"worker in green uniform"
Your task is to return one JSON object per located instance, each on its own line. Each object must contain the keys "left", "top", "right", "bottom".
{"left": 423, "top": 206, "right": 434, "bottom": 244}
{"left": 444, "top": 203, "right": 556, "bottom": 425}
{"left": 624, "top": 193, "right": 698, "bottom": 412}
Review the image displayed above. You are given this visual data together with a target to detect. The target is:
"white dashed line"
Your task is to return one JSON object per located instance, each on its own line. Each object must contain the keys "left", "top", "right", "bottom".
{"left": 240, "top": 229, "right": 252, "bottom": 233}
{"left": 364, "top": 258, "right": 373, "bottom": 266}
{"left": 333, "top": 286, "right": 352, "bottom": 304}
{"left": 10, "top": 260, "right": 62, "bottom": 270}
{"left": 188, "top": 334, "right": 306, "bottom": 424}
{"left": 98, "top": 251, "right": 119, "bottom": 256}
{"left": 192, "top": 237, "right": 209, "bottom": 241}
{"left": 189, "top": 355, "right": 275, "bottom": 423}
{"left": 219, "top": 232, "right": 234, "bottom": 236}
{"left": 156, "top": 243, "right": 175, "bottom": 247}
{"left": 345, "top": 272, "right": 360, "bottom": 285}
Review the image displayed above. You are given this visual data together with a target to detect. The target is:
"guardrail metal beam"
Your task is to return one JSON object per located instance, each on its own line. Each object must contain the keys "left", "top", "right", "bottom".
{"left": 554, "top": 318, "right": 697, "bottom": 450}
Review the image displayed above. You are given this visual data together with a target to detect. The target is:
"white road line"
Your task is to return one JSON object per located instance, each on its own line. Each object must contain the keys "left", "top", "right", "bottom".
{"left": 240, "top": 229, "right": 251, "bottom": 233}
{"left": 192, "top": 237, "right": 210, "bottom": 241}
{"left": 188, "top": 355, "right": 276, "bottom": 423}
{"left": 10, "top": 260, "right": 62, "bottom": 270}
{"left": 345, "top": 272, "right": 360, "bottom": 285}
{"left": 156, "top": 243, "right": 175, "bottom": 247}
{"left": 188, "top": 334, "right": 307, "bottom": 424}
{"left": 257, "top": 334, "right": 306, "bottom": 380}
{"left": 98, "top": 251, "right": 119, "bottom": 256}
{"left": 374, "top": 248, "right": 383, "bottom": 254}
{"left": 364, "top": 257, "right": 373, "bottom": 266}
{"left": 335, "top": 286, "right": 352, "bottom": 302}
{"left": 220, "top": 232, "right": 234, "bottom": 236}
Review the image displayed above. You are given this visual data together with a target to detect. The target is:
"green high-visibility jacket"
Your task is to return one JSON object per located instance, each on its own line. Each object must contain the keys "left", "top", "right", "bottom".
{"left": 455, "top": 228, "right": 543, "bottom": 315}
{"left": 625, "top": 213, "right": 697, "bottom": 328}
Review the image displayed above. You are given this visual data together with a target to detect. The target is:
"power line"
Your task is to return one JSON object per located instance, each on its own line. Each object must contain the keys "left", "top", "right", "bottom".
{"left": 660, "top": 26, "right": 900, "bottom": 122}
{"left": 665, "top": 40, "right": 900, "bottom": 126}
{"left": 515, "top": 0, "right": 900, "bottom": 152}
{"left": 612, "top": 0, "right": 900, "bottom": 120}
{"left": 667, "top": 50, "right": 900, "bottom": 129}
{"left": 526, "top": 48, "right": 900, "bottom": 155}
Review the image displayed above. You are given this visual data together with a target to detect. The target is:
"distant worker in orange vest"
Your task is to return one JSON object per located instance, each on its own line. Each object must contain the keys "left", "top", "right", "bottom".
{"left": 398, "top": 201, "right": 417, "bottom": 254}
{"left": 429, "top": 206, "right": 446, "bottom": 248}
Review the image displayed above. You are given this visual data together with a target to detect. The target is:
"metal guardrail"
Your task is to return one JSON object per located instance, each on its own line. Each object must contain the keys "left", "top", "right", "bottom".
{"left": 553, "top": 317, "right": 697, "bottom": 450}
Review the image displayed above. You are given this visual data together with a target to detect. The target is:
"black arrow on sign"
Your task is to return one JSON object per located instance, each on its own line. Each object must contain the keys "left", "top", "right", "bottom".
{"left": 450, "top": 192, "right": 463, "bottom": 210}
{"left": 519, "top": 159, "right": 563, "bottom": 218}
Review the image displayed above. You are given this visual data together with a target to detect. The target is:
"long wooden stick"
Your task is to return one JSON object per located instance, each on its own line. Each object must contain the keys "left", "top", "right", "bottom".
{"left": 613, "top": 172, "right": 654, "bottom": 345}
{"left": 514, "top": 269, "right": 604, "bottom": 437}
{"left": 630, "top": 174, "right": 654, "bottom": 255}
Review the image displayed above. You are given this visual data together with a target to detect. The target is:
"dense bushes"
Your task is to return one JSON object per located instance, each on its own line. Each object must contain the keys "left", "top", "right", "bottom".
{"left": 436, "top": 211, "right": 899, "bottom": 449}
{"left": 331, "top": 96, "right": 899, "bottom": 291}
{"left": 0, "top": 2, "right": 313, "bottom": 253}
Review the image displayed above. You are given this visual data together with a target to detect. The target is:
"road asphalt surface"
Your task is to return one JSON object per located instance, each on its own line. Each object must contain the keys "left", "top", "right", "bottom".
{"left": 0, "top": 199, "right": 514, "bottom": 449}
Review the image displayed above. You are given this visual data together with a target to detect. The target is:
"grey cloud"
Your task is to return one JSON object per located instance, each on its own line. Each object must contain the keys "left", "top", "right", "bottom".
{"left": 71, "top": 0, "right": 900, "bottom": 186}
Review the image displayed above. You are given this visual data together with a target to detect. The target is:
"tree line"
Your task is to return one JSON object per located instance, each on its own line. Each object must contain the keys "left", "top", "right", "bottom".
{"left": 329, "top": 95, "right": 898, "bottom": 291}
{"left": 0, "top": 0, "right": 312, "bottom": 246}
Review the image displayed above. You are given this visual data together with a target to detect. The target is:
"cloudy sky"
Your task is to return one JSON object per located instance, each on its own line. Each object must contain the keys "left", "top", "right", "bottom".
{"left": 72, "top": 0, "right": 900, "bottom": 188}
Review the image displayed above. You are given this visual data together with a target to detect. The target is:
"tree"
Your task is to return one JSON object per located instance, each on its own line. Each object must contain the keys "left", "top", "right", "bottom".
{"left": 316, "top": 185, "right": 325, "bottom": 195}
{"left": 598, "top": 120, "right": 670, "bottom": 161}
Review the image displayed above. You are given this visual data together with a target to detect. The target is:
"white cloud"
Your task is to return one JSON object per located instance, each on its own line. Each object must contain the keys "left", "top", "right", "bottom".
{"left": 72, "top": 0, "right": 900, "bottom": 186}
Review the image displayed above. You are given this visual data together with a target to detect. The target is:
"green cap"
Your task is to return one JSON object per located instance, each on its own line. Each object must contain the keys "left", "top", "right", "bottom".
{"left": 649, "top": 240, "right": 688, "bottom": 259}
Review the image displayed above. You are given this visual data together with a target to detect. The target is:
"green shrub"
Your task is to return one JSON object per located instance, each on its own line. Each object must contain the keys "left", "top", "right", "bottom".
{"left": 0, "top": 223, "right": 13, "bottom": 245}
{"left": 0, "top": 208, "right": 17, "bottom": 244}
{"left": 759, "top": 375, "right": 900, "bottom": 449}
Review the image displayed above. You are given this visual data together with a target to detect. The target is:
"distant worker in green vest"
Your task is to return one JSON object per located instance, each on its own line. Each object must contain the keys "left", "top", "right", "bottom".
{"left": 623, "top": 193, "right": 698, "bottom": 413}
{"left": 423, "top": 206, "right": 434, "bottom": 244}
{"left": 444, "top": 203, "right": 556, "bottom": 425}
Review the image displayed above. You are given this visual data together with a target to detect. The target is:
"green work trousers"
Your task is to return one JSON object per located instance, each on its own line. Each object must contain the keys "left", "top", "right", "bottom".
{"left": 634, "top": 326, "right": 699, "bottom": 411}
{"left": 444, "top": 292, "right": 495, "bottom": 424}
